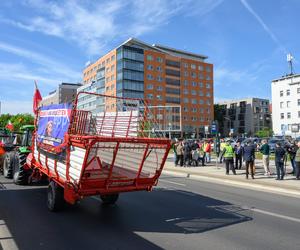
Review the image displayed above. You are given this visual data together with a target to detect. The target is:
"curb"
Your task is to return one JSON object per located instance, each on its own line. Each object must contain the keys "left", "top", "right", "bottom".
{"left": 162, "top": 168, "right": 300, "bottom": 198}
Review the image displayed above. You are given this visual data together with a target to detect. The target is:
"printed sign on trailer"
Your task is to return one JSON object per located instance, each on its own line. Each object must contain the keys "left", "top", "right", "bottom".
{"left": 37, "top": 104, "right": 72, "bottom": 147}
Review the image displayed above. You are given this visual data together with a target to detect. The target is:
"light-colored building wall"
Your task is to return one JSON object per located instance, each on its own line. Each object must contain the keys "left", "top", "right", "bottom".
{"left": 217, "top": 97, "right": 271, "bottom": 136}
{"left": 271, "top": 74, "right": 300, "bottom": 137}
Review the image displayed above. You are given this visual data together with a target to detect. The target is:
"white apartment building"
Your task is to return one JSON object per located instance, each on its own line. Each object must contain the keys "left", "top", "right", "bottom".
{"left": 271, "top": 74, "right": 300, "bottom": 137}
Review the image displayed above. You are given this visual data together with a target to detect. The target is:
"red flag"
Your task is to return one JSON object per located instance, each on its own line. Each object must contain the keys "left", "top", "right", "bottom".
{"left": 5, "top": 120, "right": 14, "bottom": 131}
{"left": 33, "top": 80, "right": 42, "bottom": 114}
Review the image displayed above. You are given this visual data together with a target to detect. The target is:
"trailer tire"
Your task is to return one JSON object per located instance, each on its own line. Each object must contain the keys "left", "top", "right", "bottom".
{"left": 13, "top": 152, "right": 30, "bottom": 185}
{"left": 3, "top": 152, "right": 14, "bottom": 178}
{"left": 100, "top": 193, "right": 119, "bottom": 205}
{"left": 47, "top": 181, "right": 65, "bottom": 212}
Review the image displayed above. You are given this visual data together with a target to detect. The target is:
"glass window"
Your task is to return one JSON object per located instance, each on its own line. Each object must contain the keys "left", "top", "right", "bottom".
{"left": 111, "top": 55, "right": 115, "bottom": 61}
{"left": 280, "top": 90, "right": 283, "bottom": 97}
{"left": 157, "top": 95, "right": 163, "bottom": 100}
{"left": 192, "top": 99, "right": 197, "bottom": 104}
{"left": 298, "top": 111, "right": 300, "bottom": 118}
{"left": 147, "top": 74, "right": 153, "bottom": 80}
{"left": 200, "top": 108, "right": 204, "bottom": 113}
{"left": 280, "top": 113, "right": 284, "bottom": 119}
{"left": 298, "top": 88, "right": 300, "bottom": 94}
{"left": 199, "top": 100, "right": 204, "bottom": 104}
{"left": 147, "top": 84, "right": 153, "bottom": 90}
{"left": 156, "top": 57, "right": 163, "bottom": 63}
{"left": 206, "top": 66, "right": 211, "bottom": 72}
{"left": 192, "top": 108, "right": 197, "bottom": 112}
{"left": 280, "top": 102, "right": 284, "bottom": 108}
{"left": 191, "top": 72, "right": 196, "bottom": 78}
{"left": 147, "top": 65, "right": 153, "bottom": 70}
{"left": 199, "top": 82, "right": 203, "bottom": 87}
{"left": 287, "top": 112, "right": 291, "bottom": 119}
{"left": 147, "top": 55, "right": 153, "bottom": 61}
{"left": 191, "top": 90, "right": 196, "bottom": 95}
{"left": 106, "top": 58, "right": 110, "bottom": 64}
{"left": 207, "top": 100, "right": 211, "bottom": 105}
{"left": 156, "top": 66, "right": 162, "bottom": 72}
{"left": 147, "top": 94, "right": 153, "bottom": 99}
{"left": 184, "top": 71, "right": 188, "bottom": 76}
{"left": 191, "top": 64, "right": 196, "bottom": 69}
{"left": 157, "top": 76, "right": 163, "bottom": 82}
{"left": 199, "top": 91, "right": 204, "bottom": 96}
{"left": 206, "top": 83, "right": 210, "bottom": 88}
{"left": 198, "top": 73, "right": 204, "bottom": 79}
{"left": 286, "top": 89, "right": 290, "bottom": 96}
{"left": 287, "top": 101, "right": 290, "bottom": 107}
{"left": 198, "top": 65, "right": 203, "bottom": 71}
{"left": 206, "top": 75, "right": 211, "bottom": 81}
{"left": 192, "top": 81, "right": 197, "bottom": 86}
{"left": 157, "top": 86, "right": 163, "bottom": 91}
{"left": 184, "top": 80, "right": 188, "bottom": 86}
{"left": 183, "top": 62, "right": 188, "bottom": 68}
{"left": 206, "top": 92, "right": 211, "bottom": 97}
{"left": 184, "top": 98, "right": 189, "bottom": 103}
{"left": 298, "top": 99, "right": 300, "bottom": 106}
{"left": 184, "top": 89, "right": 189, "bottom": 94}
{"left": 183, "top": 107, "right": 188, "bottom": 112}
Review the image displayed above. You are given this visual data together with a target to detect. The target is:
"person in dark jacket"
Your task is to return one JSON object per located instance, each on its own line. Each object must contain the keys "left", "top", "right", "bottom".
{"left": 234, "top": 141, "right": 244, "bottom": 170}
{"left": 274, "top": 143, "right": 286, "bottom": 180}
{"left": 295, "top": 141, "right": 300, "bottom": 180}
{"left": 286, "top": 141, "right": 297, "bottom": 175}
{"left": 183, "top": 141, "right": 192, "bottom": 167}
{"left": 243, "top": 141, "right": 256, "bottom": 179}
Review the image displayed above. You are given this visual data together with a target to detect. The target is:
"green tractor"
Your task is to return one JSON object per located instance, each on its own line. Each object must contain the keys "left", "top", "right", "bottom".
{"left": 3, "top": 125, "right": 35, "bottom": 184}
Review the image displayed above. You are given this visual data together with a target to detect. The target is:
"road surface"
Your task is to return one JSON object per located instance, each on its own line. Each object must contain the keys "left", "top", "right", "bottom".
{"left": 1, "top": 174, "right": 300, "bottom": 250}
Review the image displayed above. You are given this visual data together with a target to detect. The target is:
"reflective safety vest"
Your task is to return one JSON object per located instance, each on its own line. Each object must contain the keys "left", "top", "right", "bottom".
{"left": 224, "top": 145, "right": 234, "bottom": 158}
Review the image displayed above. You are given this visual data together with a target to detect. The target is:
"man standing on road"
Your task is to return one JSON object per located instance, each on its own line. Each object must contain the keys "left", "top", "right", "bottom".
{"left": 175, "top": 139, "right": 183, "bottom": 167}
{"left": 234, "top": 141, "right": 243, "bottom": 170}
{"left": 294, "top": 141, "right": 300, "bottom": 180}
{"left": 221, "top": 140, "right": 236, "bottom": 175}
{"left": 243, "top": 141, "right": 256, "bottom": 179}
{"left": 274, "top": 142, "right": 286, "bottom": 180}
{"left": 286, "top": 141, "right": 297, "bottom": 175}
{"left": 259, "top": 139, "right": 271, "bottom": 176}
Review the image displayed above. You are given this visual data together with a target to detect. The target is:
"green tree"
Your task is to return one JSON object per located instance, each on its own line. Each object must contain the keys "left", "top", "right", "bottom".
{"left": 255, "top": 127, "right": 273, "bottom": 138}
{"left": 0, "top": 113, "right": 34, "bottom": 131}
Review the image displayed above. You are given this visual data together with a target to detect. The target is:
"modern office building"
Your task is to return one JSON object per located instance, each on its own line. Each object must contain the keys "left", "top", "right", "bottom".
{"left": 216, "top": 98, "right": 271, "bottom": 136}
{"left": 81, "top": 38, "right": 214, "bottom": 136}
{"left": 271, "top": 74, "right": 300, "bottom": 137}
{"left": 40, "top": 82, "right": 82, "bottom": 106}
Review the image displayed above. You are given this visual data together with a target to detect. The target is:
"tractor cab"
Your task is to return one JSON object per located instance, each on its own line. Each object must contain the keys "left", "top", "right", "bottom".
{"left": 19, "top": 125, "right": 35, "bottom": 152}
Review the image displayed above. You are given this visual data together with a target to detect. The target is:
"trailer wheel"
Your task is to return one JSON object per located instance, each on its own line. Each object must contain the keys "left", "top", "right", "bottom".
{"left": 13, "top": 152, "right": 30, "bottom": 185}
{"left": 47, "top": 181, "right": 65, "bottom": 212}
{"left": 100, "top": 193, "right": 119, "bottom": 205}
{"left": 3, "top": 152, "right": 14, "bottom": 178}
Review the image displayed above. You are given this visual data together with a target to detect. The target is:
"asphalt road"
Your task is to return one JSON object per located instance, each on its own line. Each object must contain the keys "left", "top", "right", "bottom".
{"left": 1, "top": 174, "right": 300, "bottom": 250}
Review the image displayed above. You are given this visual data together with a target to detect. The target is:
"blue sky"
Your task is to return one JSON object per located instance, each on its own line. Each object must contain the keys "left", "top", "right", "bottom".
{"left": 0, "top": 0, "right": 299, "bottom": 114}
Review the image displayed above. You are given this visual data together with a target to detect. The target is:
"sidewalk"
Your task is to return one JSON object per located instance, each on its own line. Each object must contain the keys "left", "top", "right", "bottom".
{"left": 162, "top": 156, "right": 300, "bottom": 197}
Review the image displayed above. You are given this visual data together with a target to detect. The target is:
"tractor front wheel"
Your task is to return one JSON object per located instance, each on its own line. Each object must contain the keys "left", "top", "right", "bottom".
{"left": 13, "top": 152, "right": 30, "bottom": 185}
{"left": 100, "top": 193, "right": 119, "bottom": 205}
{"left": 47, "top": 181, "right": 65, "bottom": 212}
{"left": 3, "top": 152, "right": 14, "bottom": 179}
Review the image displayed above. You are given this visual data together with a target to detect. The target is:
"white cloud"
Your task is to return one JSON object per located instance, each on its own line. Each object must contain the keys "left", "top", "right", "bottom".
{"left": 2, "top": 0, "right": 223, "bottom": 55}
{"left": 0, "top": 100, "right": 33, "bottom": 114}
{"left": 0, "top": 41, "right": 81, "bottom": 80}
{"left": 240, "top": 0, "right": 287, "bottom": 54}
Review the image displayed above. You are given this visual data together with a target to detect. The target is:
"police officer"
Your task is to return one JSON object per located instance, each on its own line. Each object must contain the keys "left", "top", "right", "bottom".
{"left": 221, "top": 140, "right": 236, "bottom": 175}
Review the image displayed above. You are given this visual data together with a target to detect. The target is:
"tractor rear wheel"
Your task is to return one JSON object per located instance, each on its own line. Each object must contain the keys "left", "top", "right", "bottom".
{"left": 100, "top": 193, "right": 119, "bottom": 205}
{"left": 13, "top": 152, "right": 30, "bottom": 185}
{"left": 47, "top": 181, "right": 65, "bottom": 212}
{"left": 3, "top": 152, "right": 14, "bottom": 179}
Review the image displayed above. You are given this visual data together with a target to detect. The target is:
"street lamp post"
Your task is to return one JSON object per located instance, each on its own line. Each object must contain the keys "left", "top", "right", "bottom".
{"left": 224, "top": 116, "right": 232, "bottom": 136}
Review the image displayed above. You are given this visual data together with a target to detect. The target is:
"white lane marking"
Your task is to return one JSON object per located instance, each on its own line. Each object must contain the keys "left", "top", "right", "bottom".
{"left": 163, "top": 170, "right": 300, "bottom": 198}
{"left": 157, "top": 186, "right": 196, "bottom": 197}
{"left": 159, "top": 179, "right": 186, "bottom": 186}
{"left": 91, "top": 196, "right": 101, "bottom": 202}
{"left": 251, "top": 208, "right": 300, "bottom": 223}
{"left": 0, "top": 220, "right": 19, "bottom": 250}
{"left": 165, "top": 217, "right": 182, "bottom": 222}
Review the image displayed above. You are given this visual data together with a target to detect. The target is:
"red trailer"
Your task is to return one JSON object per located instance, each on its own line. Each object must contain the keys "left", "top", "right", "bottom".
{"left": 25, "top": 92, "right": 171, "bottom": 211}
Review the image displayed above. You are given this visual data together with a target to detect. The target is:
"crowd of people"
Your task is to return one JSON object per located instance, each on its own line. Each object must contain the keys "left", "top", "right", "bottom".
{"left": 172, "top": 139, "right": 212, "bottom": 167}
{"left": 172, "top": 138, "right": 300, "bottom": 181}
